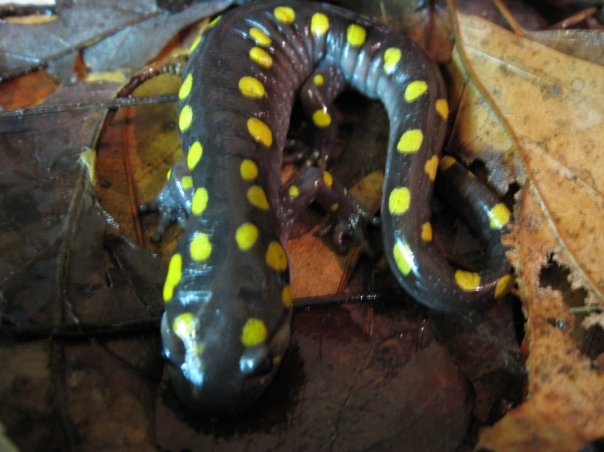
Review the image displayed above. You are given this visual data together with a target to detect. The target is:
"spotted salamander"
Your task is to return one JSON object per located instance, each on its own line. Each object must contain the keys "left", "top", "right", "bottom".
{"left": 154, "top": 0, "right": 512, "bottom": 415}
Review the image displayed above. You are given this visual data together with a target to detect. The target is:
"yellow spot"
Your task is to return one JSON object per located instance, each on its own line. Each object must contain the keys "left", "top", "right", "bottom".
{"left": 288, "top": 185, "right": 300, "bottom": 199}
{"left": 241, "top": 318, "right": 267, "bottom": 347}
{"left": 455, "top": 270, "right": 481, "bottom": 292}
{"left": 239, "top": 76, "right": 266, "bottom": 99}
{"left": 189, "top": 34, "right": 202, "bottom": 53}
{"left": 166, "top": 168, "right": 172, "bottom": 180}
{"left": 347, "top": 24, "right": 366, "bottom": 47}
{"left": 249, "top": 47, "right": 273, "bottom": 68}
{"left": 439, "top": 155, "right": 456, "bottom": 172}
{"left": 311, "top": 12, "right": 330, "bottom": 36}
{"left": 247, "top": 185, "right": 270, "bottom": 210}
{"left": 421, "top": 222, "right": 432, "bottom": 242}
{"left": 190, "top": 232, "right": 212, "bottom": 262}
{"left": 249, "top": 27, "right": 271, "bottom": 47}
{"left": 388, "top": 186, "right": 411, "bottom": 215}
{"left": 396, "top": 129, "right": 423, "bottom": 154}
{"left": 436, "top": 98, "right": 449, "bottom": 120}
{"left": 424, "top": 155, "right": 439, "bottom": 181}
{"left": 282, "top": 285, "right": 292, "bottom": 308}
{"left": 488, "top": 203, "right": 511, "bottom": 230}
{"left": 392, "top": 242, "right": 414, "bottom": 276}
{"left": 235, "top": 223, "right": 259, "bottom": 251}
{"left": 383, "top": 48, "right": 401, "bottom": 74}
{"left": 181, "top": 176, "right": 193, "bottom": 190}
{"left": 330, "top": 203, "right": 339, "bottom": 212}
{"left": 187, "top": 141, "right": 203, "bottom": 170}
{"left": 191, "top": 187, "right": 209, "bottom": 216}
{"left": 274, "top": 6, "right": 295, "bottom": 24}
{"left": 240, "top": 159, "right": 258, "bottom": 181}
{"left": 265, "top": 241, "right": 288, "bottom": 271}
{"left": 405, "top": 80, "right": 428, "bottom": 102}
{"left": 179, "top": 105, "right": 193, "bottom": 132}
{"left": 163, "top": 253, "right": 183, "bottom": 302}
{"left": 247, "top": 117, "right": 273, "bottom": 148}
{"left": 208, "top": 15, "right": 221, "bottom": 28}
{"left": 178, "top": 73, "right": 193, "bottom": 100}
{"left": 312, "top": 109, "right": 331, "bottom": 128}
{"left": 495, "top": 274, "right": 513, "bottom": 299}
{"left": 313, "top": 74, "right": 324, "bottom": 86}
{"left": 323, "top": 171, "right": 333, "bottom": 187}
{"left": 173, "top": 312, "right": 196, "bottom": 340}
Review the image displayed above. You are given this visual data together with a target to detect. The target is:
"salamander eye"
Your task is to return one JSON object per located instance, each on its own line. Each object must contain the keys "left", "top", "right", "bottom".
{"left": 239, "top": 345, "right": 273, "bottom": 378}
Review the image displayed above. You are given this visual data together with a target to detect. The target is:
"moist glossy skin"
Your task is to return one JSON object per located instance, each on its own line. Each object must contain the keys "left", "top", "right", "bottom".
{"left": 157, "top": 0, "right": 512, "bottom": 415}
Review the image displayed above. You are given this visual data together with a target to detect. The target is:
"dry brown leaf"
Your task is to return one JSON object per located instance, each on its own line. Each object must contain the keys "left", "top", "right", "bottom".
{"left": 0, "top": 70, "right": 59, "bottom": 109}
{"left": 96, "top": 72, "right": 182, "bottom": 250}
{"left": 480, "top": 182, "right": 604, "bottom": 450}
{"left": 446, "top": 50, "right": 520, "bottom": 195}
{"left": 526, "top": 29, "right": 604, "bottom": 66}
{"left": 449, "top": 12, "right": 604, "bottom": 449}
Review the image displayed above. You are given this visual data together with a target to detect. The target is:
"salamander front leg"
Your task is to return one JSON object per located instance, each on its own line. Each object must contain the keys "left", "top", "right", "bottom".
{"left": 325, "top": 202, "right": 380, "bottom": 254}
{"left": 139, "top": 161, "right": 192, "bottom": 241}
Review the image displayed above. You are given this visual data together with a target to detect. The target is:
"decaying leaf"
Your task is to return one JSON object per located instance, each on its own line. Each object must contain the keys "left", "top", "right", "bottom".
{"left": 449, "top": 12, "right": 604, "bottom": 449}
{"left": 481, "top": 183, "right": 604, "bottom": 450}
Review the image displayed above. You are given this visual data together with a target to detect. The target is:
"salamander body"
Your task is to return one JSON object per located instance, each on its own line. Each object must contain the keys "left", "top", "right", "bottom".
{"left": 157, "top": 0, "right": 512, "bottom": 414}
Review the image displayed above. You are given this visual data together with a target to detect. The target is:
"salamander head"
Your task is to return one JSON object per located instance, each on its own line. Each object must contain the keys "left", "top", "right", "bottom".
{"left": 160, "top": 285, "right": 292, "bottom": 416}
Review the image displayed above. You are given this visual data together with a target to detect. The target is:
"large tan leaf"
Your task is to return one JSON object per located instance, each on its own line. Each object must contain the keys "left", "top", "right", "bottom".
{"left": 449, "top": 12, "right": 604, "bottom": 449}
{"left": 451, "top": 13, "right": 604, "bottom": 302}
{"left": 481, "top": 182, "right": 604, "bottom": 450}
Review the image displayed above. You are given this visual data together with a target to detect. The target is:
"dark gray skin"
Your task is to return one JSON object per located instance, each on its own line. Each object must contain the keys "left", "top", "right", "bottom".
{"left": 156, "top": 0, "right": 511, "bottom": 415}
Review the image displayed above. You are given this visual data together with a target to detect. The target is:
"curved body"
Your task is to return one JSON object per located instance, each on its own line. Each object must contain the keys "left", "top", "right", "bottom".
{"left": 158, "top": 0, "right": 511, "bottom": 414}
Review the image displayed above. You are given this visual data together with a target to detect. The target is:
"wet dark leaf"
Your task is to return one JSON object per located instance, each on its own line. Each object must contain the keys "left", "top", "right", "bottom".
{"left": 0, "top": 0, "right": 233, "bottom": 82}
{"left": 0, "top": 81, "right": 166, "bottom": 326}
{"left": 156, "top": 304, "right": 474, "bottom": 452}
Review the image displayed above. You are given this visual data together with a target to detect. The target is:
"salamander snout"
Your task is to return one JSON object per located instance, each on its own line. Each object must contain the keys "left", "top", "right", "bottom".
{"left": 160, "top": 308, "right": 291, "bottom": 416}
